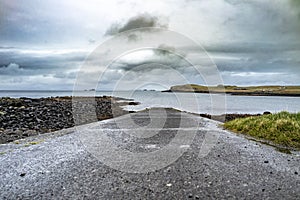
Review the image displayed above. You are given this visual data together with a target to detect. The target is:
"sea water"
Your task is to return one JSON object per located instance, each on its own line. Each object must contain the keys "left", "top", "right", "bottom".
{"left": 0, "top": 90, "right": 299, "bottom": 114}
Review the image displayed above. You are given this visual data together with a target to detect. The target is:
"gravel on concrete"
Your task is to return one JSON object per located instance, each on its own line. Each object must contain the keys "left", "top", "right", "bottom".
{"left": 0, "top": 108, "right": 299, "bottom": 199}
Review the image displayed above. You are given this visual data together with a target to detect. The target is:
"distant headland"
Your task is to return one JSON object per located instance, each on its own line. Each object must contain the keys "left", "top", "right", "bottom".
{"left": 162, "top": 84, "right": 300, "bottom": 97}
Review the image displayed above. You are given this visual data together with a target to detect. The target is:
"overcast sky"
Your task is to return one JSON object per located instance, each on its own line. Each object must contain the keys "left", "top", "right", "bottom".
{"left": 0, "top": 0, "right": 300, "bottom": 90}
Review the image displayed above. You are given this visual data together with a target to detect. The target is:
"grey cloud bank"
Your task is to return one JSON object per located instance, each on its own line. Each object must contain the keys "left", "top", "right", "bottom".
{"left": 0, "top": 0, "right": 299, "bottom": 90}
{"left": 105, "top": 13, "right": 169, "bottom": 36}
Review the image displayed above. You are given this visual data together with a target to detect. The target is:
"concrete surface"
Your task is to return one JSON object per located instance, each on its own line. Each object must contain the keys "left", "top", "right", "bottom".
{"left": 0, "top": 108, "right": 299, "bottom": 199}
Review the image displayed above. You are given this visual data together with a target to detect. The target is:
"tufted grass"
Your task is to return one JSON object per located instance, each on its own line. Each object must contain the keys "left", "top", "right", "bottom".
{"left": 224, "top": 111, "right": 300, "bottom": 150}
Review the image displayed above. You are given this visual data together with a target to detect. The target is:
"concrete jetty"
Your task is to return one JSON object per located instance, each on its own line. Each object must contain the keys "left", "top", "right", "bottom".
{"left": 0, "top": 108, "right": 299, "bottom": 199}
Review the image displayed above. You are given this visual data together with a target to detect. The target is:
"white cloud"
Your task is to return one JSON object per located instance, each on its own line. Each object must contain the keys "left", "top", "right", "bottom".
{"left": 0, "top": 0, "right": 300, "bottom": 89}
{"left": 0, "top": 63, "right": 24, "bottom": 75}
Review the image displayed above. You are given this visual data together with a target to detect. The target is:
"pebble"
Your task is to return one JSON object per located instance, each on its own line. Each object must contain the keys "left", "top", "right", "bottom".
{"left": 0, "top": 96, "right": 136, "bottom": 144}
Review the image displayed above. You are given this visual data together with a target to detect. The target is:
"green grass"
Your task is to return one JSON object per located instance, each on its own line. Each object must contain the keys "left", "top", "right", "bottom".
{"left": 168, "top": 84, "right": 300, "bottom": 95}
{"left": 23, "top": 140, "right": 44, "bottom": 147}
{"left": 224, "top": 112, "right": 300, "bottom": 150}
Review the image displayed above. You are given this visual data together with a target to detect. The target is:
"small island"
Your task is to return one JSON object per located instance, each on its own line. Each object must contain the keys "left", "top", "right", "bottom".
{"left": 162, "top": 84, "right": 300, "bottom": 97}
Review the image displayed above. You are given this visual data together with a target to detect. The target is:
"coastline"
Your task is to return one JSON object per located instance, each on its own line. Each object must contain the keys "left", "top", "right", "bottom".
{"left": 162, "top": 84, "right": 300, "bottom": 97}
{"left": 0, "top": 96, "right": 271, "bottom": 144}
{"left": 162, "top": 90, "right": 300, "bottom": 97}
{"left": 0, "top": 96, "right": 138, "bottom": 144}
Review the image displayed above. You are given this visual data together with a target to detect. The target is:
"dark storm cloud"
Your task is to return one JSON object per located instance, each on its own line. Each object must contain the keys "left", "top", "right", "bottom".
{"left": 108, "top": 43, "right": 191, "bottom": 74}
{"left": 0, "top": 47, "right": 88, "bottom": 86}
{"left": 0, "top": 0, "right": 300, "bottom": 88}
{"left": 214, "top": 56, "right": 300, "bottom": 73}
{"left": 105, "top": 13, "right": 169, "bottom": 36}
{"left": 0, "top": 0, "right": 55, "bottom": 45}
{"left": 202, "top": 43, "right": 300, "bottom": 54}
{"left": 154, "top": 44, "right": 176, "bottom": 56}
{"left": 209, "top": 50, "right": 300, "bottom": 84}
{"left": 0, "top": 63, "right": 26, "bottom": 75}
{"left": 111, "top": 53, "right": 189, "bottom": 73}
{"left": 0, "top": 48, "right": 87, "bottom": 71}
{"left": 0, "top": 0, "right": 109, "bottom": 47}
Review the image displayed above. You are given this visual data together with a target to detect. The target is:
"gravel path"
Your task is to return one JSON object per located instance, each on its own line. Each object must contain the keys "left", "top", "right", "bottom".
{"left": 0, "top": 108, "right": 299, "bottom": 199}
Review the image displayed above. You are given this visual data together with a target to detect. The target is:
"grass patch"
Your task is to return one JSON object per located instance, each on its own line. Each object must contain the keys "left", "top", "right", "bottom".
{"left": 14, "top": 140, "right": 20, "bottom": 144}
{"left": 276, "top": 147, "right": 292, "bottom": 154}
{"left": 24, "top": 140, "right": 44, "bottom": 147}
{"left": 224, "top": 111, "right": 300, "bottom": 150}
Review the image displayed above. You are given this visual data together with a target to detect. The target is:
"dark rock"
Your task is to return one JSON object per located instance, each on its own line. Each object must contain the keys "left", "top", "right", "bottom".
{"left": 24, "top": 99, "right": 32, "bottom": 103}
{"left": 128, "top": 102, "right": 140, "bottom": 105}
{"left": 0, "top": 96, "right": 137, "bottom": 144}
{"left": 263, "top": 111, "right": 271, "bottom": 115}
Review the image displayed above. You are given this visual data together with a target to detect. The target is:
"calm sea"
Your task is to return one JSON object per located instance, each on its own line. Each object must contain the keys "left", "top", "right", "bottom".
{"left": 0, "top": 90, "right": 299, "bottom": 114}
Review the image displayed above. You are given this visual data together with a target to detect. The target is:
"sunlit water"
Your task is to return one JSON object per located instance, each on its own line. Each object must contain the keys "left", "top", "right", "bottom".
{"left": 1, "top": 90, "right": 299, "bottom": 114}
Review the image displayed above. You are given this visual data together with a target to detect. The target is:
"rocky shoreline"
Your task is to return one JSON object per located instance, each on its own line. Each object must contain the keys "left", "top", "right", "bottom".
{"left": 0, "top": 96, "right": 138, "bottom": 144}
{"left": 0, "top": 96, "right": 271, "bottom": 144}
